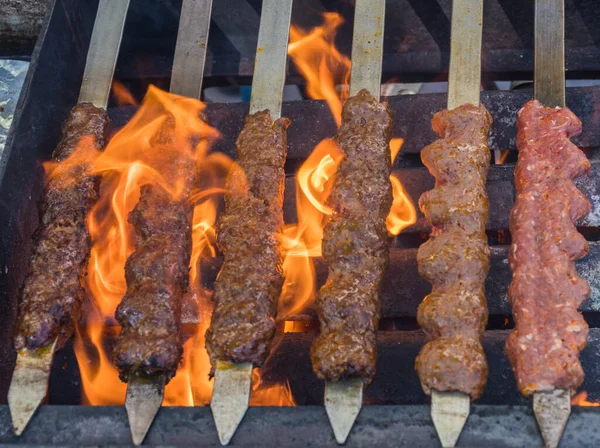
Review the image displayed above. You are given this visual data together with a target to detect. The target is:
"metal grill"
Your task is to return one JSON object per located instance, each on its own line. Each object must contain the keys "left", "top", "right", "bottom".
{"left": 2, "top": 0, "right": 600, "bottom": 446}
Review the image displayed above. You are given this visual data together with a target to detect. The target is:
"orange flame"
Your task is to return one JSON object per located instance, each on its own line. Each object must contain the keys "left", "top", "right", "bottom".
{"left": 497, "top": 149, "right": 510, "bottom": 165}
{"left": 250, "top": 369, "right": 296, "bottom": 406}
{"left": 74, "top": 82, "right": 296, "bottom": 407}
{"left": 279, "top": 15, "right": 416, "bottom": 321}
{"left": 572, "top": 391, "right": 600, "bottom": 406}
{"left": 112, "top": 80, "right": 138, "bottom": 106}
{"left": 43, "top": 135, "right": 101, "bottom": 185}
{"left": 75, "top": 84, "right": 224, "bottom": 406}
{"left": 288, "top": 12, "right": 350, "bottom": 127}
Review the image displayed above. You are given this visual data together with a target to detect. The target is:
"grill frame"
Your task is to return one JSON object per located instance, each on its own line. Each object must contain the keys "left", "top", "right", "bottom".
{"left": 1, "top": 405, "right": 600, "bottom": 447}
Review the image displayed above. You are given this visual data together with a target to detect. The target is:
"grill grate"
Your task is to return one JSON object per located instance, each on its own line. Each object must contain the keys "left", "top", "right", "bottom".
{"left": 2, "top": 0, "right": 600, "bottom": 445}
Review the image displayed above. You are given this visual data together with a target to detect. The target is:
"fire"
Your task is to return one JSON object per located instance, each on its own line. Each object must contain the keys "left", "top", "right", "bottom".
{"left": 250, "top": 369, "right": 296, "bottom": 406}
{"left": 496, "top": 149, "right": 510, "bottom": 164}
{"left": 387, "top": 170, "right": 417, "bottom": 235}
{"left": 111, "top": 80, "right": 138, "bottom": 106}
{"left": 75, "top": 84, "right": 225, "bottom": 406}
{"left": 43, "top": 135, "right": 101, "bottom": 185}
{"left": 572, "top": 391, "right": 600, "bottom": 406}
{"left": 288, "top": 12, "right": 350, "bottom": 127}
{"left": 279, "top": 14, "right": 417, "bottom": 321}
{"left": 73, "top": 82, "right": 297, "bottom": 407}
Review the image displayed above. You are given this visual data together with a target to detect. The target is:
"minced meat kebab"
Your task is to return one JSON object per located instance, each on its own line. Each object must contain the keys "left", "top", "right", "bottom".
{"left": 14, "top": 103, "right": 109, "bottom": 350}
{"left": 205, "top": 110, "right": 289, "bottom": 369}
{"left": 415, "top": 104, "right": 492, "bottom": 399}
{"left": 113, "top": 134, "right": 198, "bottom": 383}
{"left": 505, "top": 100, "right": 591, "bottom": 395}
{"left": 311, "top": 89, "right": 393, "bottom": 383}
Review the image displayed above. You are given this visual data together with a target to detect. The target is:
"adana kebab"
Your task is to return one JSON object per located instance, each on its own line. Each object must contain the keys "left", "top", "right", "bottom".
{"left": 8, "top": 0, "right": 129, "bottom": 435}
{"left": 313, "top": 0, "right": 390, "bottom": 444}
{"left": 415, "top": 1, "right": 488, "bottom": 447}
{"left": 14, "top": 105, "right": 108, "bottom": 351}
{"left": 506, "top": 3, "right": 590, "bottom": 447}
{"left": 208, "top": 1, "right": 293, "bottom": 445}
{"left": 112, "top": 120, "right": 198, "bottom": 383}
{"left": 205, "top": 111, "right": 289, "bottom": 368}
{"left": 311, "top": 88, "right": 392, "bottom": 399}
{"left": 505, "top": 100, "right": 590, "bottom": 447}
{"left": 116, "top": 1, "right": 215, "bottom": 444}
{"left": 415, "top": 104, "right": 491, "bottom": 401}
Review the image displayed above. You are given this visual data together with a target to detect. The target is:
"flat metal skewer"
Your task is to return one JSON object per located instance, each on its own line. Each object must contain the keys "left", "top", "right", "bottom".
{"left": 532, "top": 1, "right": 570, "bottom": 447}
{"left": 323, "top": 0, "right": 385, "bottom": 444}
{"left": 122, "top": 0, "right": 214, "bottom": 445}
{"left": 431, "top": 1, "right": 483, "bottom": 447}
{"left": 210, "top": 0, "right": 293, "bottom": 445}
{"left": 8, "top": 340, "right": 57, "bottom": 435}
{"left": 7, "top": 0, "right": 129, "bottom": 436}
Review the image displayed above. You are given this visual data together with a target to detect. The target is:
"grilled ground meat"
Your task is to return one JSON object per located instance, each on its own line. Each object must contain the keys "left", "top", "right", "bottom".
{"left": 205, "top": 110, "right": 289, "bottom": 368}
{"left": 505, "top": 100, "right": 591, "bottom": 395}
{"left": 14, "top": 103, "right": 109, "bottom": 350}
{"left": 311, "top": 90, "right": 393, "bottom": 384}
{"left": 113, "top": 153, "right": 197, "bottom": 383}
{"left": 415, "top": 104, "right": 491, "bottom": 399}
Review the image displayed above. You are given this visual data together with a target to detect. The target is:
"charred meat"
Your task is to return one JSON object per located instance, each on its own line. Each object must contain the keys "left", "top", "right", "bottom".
{"left": 205, "top": 110, "right": 289, "bottom": 368}
{"left": 14, "top": 103, "right": 109, "bottom": 350}
{"left": 113, "top": 153, "right": 197, "bottom": 383}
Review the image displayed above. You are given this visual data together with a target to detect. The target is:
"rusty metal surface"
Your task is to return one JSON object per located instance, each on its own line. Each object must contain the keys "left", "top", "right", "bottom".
{"left": 108, "top": 87, "right": 600, "bottom": 161}
{"left": 197, "top": 241, "right": 600, "bottom": 321}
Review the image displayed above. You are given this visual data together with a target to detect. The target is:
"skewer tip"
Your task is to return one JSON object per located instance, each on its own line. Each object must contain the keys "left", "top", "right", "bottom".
{"left": 125, "top": 372, "right": 165, "bottom": 445}
{"left": 211, "top": 361, "right": 253, "bottom": 446}
{"left": 431, "top": 390, "right": 470, "bottom": 448}
{"left": 533, "top": 389, "right": 571, "bottom": 448}
{"left": 8, "top": 340, "right": 57, "bottom": 435}
{"left": 324, "top": 378, "right": 363, "bottom": 444}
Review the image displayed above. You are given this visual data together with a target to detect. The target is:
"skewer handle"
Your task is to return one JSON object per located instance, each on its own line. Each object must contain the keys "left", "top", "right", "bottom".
{"left": 249, "top": 0, "right": 294, "bottom": 119}
{"left": 349, "top": 0, "right": 385, "bottom": 100}
{"left": 78, "top": 0, "right": 130, "bottom": 109}
{"left": 170, "top": 0, "right": 214, "bottom": 99}
{"left": 534, "top": 0, "right": 565, "bottom": 107}
{"left": 447, "top": 0, "right": 484, "bottom": 109}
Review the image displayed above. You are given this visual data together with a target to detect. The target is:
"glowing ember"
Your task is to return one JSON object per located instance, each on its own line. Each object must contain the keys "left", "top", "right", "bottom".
{"left": 572, "top": 391, "right": 600, "bottom": 406}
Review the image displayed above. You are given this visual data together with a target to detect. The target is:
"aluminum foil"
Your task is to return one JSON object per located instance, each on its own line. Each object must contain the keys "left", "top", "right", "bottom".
{"left": 0, "top": 60, "right": 29, "bottom": 158}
